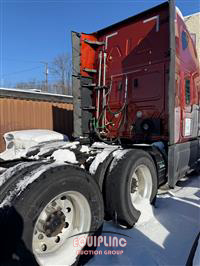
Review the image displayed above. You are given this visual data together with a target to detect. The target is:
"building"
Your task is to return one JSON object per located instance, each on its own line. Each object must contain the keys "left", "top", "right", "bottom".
{"left": 0, "top": 87, "right": 73, "bottom": 152}
{"left": 184, "top": 12, "right": 200, "bottom": 60}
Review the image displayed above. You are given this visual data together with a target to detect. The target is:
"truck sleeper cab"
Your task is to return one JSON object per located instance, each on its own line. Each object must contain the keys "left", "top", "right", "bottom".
{"left": 72, "top": 0, "right": 200, "bottom": 188}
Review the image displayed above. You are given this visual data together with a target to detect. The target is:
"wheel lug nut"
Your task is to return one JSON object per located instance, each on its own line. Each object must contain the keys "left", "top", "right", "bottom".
{"left": 64, "top": 222, "right": 69, "bottom": 228}
{"left": 66, "top": 207, "right": 71, "bottom": 213}
{"left": 61, "top": 196, "right": 67, "bottom": 200}
{"left": 41, "top": 244, "right": 47, "bottom": 251}
{"left": 55, "top": 236, "right": 60, "bottom": 243}
{"left": 38, "top": 234, "right": 44, "bottom": 240}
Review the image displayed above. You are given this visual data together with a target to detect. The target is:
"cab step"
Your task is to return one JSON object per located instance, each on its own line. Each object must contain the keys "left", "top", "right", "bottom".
{"left": 84, "top": 39, "right": 105, "bottom": 46}
{"left": 83, "top": 68, "right": 97, "bottom": 74}
{"left": 82, "top": 83, "right": 97, "bottom": 88}
{"left": 82, "top": 106, "right": 96, "bottom": 111}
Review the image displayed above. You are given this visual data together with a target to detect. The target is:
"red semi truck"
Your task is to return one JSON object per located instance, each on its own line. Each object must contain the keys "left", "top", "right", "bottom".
{"left": 0, "top": 1, "right": 199, "bottom": 265}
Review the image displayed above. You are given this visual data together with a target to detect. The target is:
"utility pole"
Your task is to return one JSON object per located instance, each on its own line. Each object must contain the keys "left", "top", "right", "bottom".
{"left": 45, "top": 62, "right": 48, "bottom": 92}
{"left": 40, "top": 61, "right": 48, "bottom": 92}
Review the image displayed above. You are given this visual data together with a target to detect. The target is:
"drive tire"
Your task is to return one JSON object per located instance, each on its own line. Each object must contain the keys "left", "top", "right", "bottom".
{"left": 0, "top": 163, "right": 104, "bottom": 266}
{"left": 105, "top": 149, "right": 158, "bottom": 228}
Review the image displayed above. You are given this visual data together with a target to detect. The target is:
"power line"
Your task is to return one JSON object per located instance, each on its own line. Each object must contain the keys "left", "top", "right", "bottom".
{"left": 1, "top": 66, "right": 42, "bottom": 77}
{"left": 0, "top": 58, "right": 50, "bottom": 88}
{"left": 0, "top": 57, "right": 50, "bottom": 64}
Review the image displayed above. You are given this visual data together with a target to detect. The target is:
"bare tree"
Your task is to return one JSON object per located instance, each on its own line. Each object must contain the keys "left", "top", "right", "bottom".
{"left": 16, "top": 79, "right": 44, "bottom": 91}
{"left": 50, "top": 53, "right": 72, "bottom": 95}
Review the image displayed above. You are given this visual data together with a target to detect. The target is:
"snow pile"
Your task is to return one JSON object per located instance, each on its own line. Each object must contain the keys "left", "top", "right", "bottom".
{"left": 68, "top": 143, "right": 79, "bottom": 150}
{"left": 135, "top": 199, "right": 154, "bottom": 226}
{"left": 91, "top": 142, "right": 111, "bottom": 149}
{"left": 61, "top": 141, "right": 79, "bottom": 149}
{"left": 51, "top": 149, "right": 77, "bottom": 164}
{"left": 80, "top": 145, "right": 90, "bottom": 153}
{"left": 35, "top": 141, "right": 79, "bottom": 158}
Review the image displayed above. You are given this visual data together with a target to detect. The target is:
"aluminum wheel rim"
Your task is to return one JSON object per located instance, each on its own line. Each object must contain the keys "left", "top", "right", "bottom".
{"left": 32, "top": 191, "right": 92, "bottom": 266}
{"left": 130, "top": 164, "right": 153, "bottom": 206}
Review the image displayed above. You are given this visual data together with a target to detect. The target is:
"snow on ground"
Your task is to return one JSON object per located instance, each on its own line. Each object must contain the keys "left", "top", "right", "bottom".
{"left": 87, "top": 174, "right": 200, "bottom": 266}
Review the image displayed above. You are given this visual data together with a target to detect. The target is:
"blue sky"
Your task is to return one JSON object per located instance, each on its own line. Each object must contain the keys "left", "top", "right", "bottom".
{"left": 0, "top": 0, "right": 199, "bottom": 87}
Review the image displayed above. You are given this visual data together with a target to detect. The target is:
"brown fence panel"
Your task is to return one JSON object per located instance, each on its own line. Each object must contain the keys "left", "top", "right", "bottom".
{"left": 0, "top": 89, "right": 73, "bottom": 152}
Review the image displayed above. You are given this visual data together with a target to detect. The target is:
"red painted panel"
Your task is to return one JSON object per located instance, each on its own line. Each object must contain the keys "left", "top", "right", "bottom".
{"left": 93, "top": 5, "right": 170, "bottom": 142}
{"left": 79, "top": 2, "right": 200, "bottom": 144}
{"left": 80, "top": 34, "right": 97, "bottom": 77}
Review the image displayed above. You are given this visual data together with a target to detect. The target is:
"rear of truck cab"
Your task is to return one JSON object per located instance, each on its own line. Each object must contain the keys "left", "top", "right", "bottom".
{"left": 72, "top": 0, "right": 200, "bottom": 187}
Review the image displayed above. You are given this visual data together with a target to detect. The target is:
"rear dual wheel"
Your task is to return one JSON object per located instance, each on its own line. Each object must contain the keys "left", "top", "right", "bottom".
{"left": 0, "top": 163, "right": 104, "bottom": 266}
{"left": 105, "top": 149, "right": 158, "bottom": 228}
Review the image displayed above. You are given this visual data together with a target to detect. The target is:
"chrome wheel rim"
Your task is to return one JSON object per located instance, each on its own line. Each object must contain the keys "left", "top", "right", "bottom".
{"left": 32, "top": 191, "right": 91, "bottom": 266}
{"left": 130, "top": 164, "right": 153, "bottom": 205}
